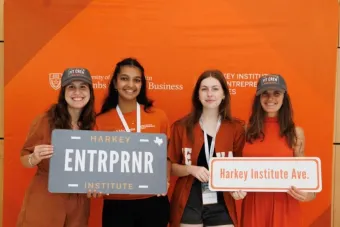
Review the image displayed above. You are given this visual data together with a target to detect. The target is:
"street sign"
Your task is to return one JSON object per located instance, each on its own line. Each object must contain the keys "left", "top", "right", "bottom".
{"left": 48, "top": 129, "right": 168, "bottom": 194}
{"left": 209, "top": 157, "right": 322, "bottom": 192}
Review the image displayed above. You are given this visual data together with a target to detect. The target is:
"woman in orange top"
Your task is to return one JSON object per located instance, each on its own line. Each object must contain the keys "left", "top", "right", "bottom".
{"left": 94, "top": 57, "right": 171, "bottom": 227}
{"left": 16, "top": 68, "right": 96, "bottom": 227}
{"left": 169, "top": 70, "right": 245, "bottom": 227}
{"left": 241, "top": 74, "right": 316, "bottom": 227}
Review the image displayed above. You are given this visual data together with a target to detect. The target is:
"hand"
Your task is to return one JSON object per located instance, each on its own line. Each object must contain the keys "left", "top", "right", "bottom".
{"left": 157, "top": 181, "right": 170, "bottom": 197}
{"left": 31, "top": 145, "right": 54, "bottom": 165}
{"left": 230, "top": 191, "right": 247, "bottom": 200}
{"left": 87, "top": 190, "right": 108, "bottom": 198}
{"left": 287, "top": 186, "right": 316, "bottom": 202}
{"left": 187, "top": 165, "right": 210, "bottom": 182}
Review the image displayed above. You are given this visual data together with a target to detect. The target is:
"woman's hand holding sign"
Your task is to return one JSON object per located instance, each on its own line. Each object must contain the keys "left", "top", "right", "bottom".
{"left": 230, "top": 191, "right": 247, "bottom": 200}
{"left": 29, "top": 145, "right": 54, "bottom": 166}
{"left": 87, "top": 190, "right": 106, "bottom": 198}
{"left": 186, "top": 164, "right": 247, "bottom": 200}
{"left": 227, "top": 151, "right": 247, "bottom": 200}
{"left": 187, "top": 165, "right": 210, "bottom": 182}
{"left": 288, "top": 186, "right": 316, "bottom": 202}
{"left": 157, "top": 181, "right": 170, "bottom": 197}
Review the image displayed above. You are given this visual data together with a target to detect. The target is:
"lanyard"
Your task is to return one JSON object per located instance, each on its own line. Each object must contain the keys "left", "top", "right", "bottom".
{"left": 199, "top": 116, "right": 222, "bottom": 163}
{"left": 116, "top": 102, "right": 141, "bottom": 133}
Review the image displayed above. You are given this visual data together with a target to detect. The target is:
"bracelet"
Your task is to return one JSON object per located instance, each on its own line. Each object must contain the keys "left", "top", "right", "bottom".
{"left": 28, "top": 154, "right": 35, "bottom": 167}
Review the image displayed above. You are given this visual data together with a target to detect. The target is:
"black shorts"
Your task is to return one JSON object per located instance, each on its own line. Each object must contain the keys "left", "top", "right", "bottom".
{"left": 181, "top": 180, "right": 233, "bottom": 226}
{"left": 102, "top": 196, "right": 170, "bottom": 227}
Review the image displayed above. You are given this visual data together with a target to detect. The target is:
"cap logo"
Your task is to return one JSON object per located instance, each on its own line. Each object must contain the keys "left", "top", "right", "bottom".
{"left": 68, "top": 68, "right": 85, "bottom": 76}
{"left": 262, "top": 75, "right": 279, "bottom": 85}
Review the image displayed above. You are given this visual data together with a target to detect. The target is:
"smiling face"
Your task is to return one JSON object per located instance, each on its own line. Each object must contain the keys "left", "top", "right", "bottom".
{"left": 64, "top": 81, "right": 91, "bottom": 110}
{"left": 114, "top": 66, "right": 142, "bottom": 102}
{"left": 260, "top": 89, "right": 284, "bottom": 117}
{"left": 198, "top": 76, "right": 225, "bottom": 110}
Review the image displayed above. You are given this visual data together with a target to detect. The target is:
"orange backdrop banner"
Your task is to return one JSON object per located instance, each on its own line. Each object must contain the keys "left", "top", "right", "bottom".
{"left": 4, "top": 0, "right": 338, "bottom": 226}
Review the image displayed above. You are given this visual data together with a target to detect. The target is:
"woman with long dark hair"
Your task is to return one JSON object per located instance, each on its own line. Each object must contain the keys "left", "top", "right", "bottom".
{"left": 169, "top": 70, "right": 246, "bottom": 227}
{"left": 240, "top": 74, "right": 316, "bottom": 227}
{"left": 17, "top": 68, "right": 96, "bottom": 227}
{"left": 94, "top": 57, "right": 171, "bottom": 227}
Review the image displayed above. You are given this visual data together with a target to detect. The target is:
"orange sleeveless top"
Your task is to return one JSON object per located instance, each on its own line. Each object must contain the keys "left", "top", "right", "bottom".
{"left": 241, "top": 117, "right": 301, "bottom": 227}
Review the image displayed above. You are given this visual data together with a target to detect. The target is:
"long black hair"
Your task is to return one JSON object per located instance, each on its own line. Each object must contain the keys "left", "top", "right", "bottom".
{"left": 97, "top": 57, "right": 153, "bottom": 116}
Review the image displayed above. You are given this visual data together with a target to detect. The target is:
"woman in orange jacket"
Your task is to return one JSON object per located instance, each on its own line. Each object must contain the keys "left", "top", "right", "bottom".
{"left": 168, "top": 70, "right": 245, "bottom": 227}
{"left": 17, "top": 68, "right": 96, "bottom": 227}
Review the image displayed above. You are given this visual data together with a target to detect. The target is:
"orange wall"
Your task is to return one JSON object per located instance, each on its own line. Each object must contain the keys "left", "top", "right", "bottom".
{"left": 3, "top": 1, "right": 338, "bottom": 227}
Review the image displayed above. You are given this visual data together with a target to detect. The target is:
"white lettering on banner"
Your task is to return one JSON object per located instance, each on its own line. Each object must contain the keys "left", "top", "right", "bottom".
{"left": 64, "top": 149, "right": 154, "bottom": 173}
{"left": 183, "top": 148, "right": 192, "bottom": 165}
{"left": 148, "top": 82, "right": 184, "bottom": 90}
{"left": 223, "top": 73, "right": 269, "bottom": 95}
{"left": 49, "top": 73, "right": 184, "bottom": 91}
{"left": 227, "top": 81, "right": 257, "bottom": 87}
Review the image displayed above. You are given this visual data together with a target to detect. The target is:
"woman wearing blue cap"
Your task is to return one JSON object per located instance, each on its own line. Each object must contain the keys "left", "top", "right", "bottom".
{"left": 240, "top": 74, "right": 316, "bottom": 227}
{"left": 16, "top": 68, "right": 96, "bottom": 227}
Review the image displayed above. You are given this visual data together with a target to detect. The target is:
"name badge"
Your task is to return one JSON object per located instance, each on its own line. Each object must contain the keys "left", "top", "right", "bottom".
{"left": 201, "top": 182, "right": 217, "bottom": 205}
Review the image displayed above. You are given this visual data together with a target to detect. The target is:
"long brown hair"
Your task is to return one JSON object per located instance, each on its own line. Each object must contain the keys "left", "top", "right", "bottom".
{"left": 178, "top": 70, "right": 235, "bottom": 142}
{"left": 245, "top": 93, "right": 297, "bottom": 148}
{"left": 46, "top": 85, "right": 96, "bottom": 130}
